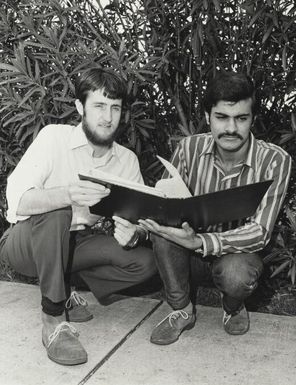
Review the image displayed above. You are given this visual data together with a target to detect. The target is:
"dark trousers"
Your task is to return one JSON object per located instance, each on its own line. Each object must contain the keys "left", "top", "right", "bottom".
{"left": 2, "top": 208, "right": 157, "bottom": 314}
{"left": 152, "top": 234, "right": 263, "bottom": 314}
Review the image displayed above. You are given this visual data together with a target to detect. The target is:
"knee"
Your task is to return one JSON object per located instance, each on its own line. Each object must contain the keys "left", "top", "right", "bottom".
{"left": 212, "top": 253, "right": 263, "bottom": 299}
{"left": 139, "top": 249, "right": 157, "bottom": 277}
{"left": 150, "top": 233, "right": 167, "bottom": 250}
{"left": 151, "top": 233, "right": 185, "bottom": 257}
{"left": 32, "top": 207, "right": 72, "bottom": 229}
{"left": 127, "top": 248, "right": 157, "bottom": 280}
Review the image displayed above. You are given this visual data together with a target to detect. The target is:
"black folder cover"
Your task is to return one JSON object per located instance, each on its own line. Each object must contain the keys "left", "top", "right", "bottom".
{"left": 79, "top": 174, "right": 272, "bottom": 231}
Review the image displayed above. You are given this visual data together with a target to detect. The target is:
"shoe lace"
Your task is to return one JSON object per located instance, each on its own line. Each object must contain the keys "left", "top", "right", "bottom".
{"left": 65, "top": 291, "right": 88, "bottom": 309}
{"left": 47, "top": 321, "right": 78, "bottom": 348}
{"left": 156, "top": 309, "right": 190, "bottom": 328}
{"left": 223, "top": 311, "right": 232, "bottom": 325}
{"left": 223, "top": 304, "right": 245, "bottom": 325}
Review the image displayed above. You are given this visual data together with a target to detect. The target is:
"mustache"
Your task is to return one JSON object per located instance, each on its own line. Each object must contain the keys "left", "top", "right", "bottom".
{"left": 218, "top": 132, "right": 243, "bottom": 140}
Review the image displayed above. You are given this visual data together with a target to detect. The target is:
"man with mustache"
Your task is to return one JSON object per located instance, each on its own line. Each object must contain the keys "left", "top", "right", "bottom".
{"left": 1, "top": 68, "right": 156, "bottom": 365}
{"left": 139, "top": 71, "right": 292, "bottom": 345}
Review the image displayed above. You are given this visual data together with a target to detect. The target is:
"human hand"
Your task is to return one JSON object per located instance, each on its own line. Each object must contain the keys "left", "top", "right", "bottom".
{"left": 68, "top": 180, "right": 110, "bottom": 207}
{"left": 138, "top": 219, "right": 202, "bottom": 250}
{"left": 113, "top": 216, "right": 138, "bottom": 247}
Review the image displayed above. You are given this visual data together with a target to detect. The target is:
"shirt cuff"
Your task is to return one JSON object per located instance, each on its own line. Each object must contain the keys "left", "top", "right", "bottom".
{"left": 6, "top": 184, "right": 38, "bottom": 224}
{"left": 196, "top": 233, "right": 223, "bottom": 257}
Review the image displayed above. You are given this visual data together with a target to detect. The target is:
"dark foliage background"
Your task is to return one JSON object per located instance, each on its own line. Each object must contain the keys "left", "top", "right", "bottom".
{"left": 0, "top": 0, "right": 295, "bottom": 285}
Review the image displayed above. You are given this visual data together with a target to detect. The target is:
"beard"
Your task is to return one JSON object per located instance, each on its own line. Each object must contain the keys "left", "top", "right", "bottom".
{"left": 82, "top": 117, "right": 119, "bottom": 147}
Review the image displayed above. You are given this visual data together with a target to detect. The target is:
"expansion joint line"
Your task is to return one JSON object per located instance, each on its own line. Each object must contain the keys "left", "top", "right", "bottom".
{"left": 78, "top": 300, "right": 163, "bottom": 385}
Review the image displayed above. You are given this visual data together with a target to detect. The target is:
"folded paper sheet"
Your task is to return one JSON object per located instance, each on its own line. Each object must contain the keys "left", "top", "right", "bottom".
{"left": 155, "top": 156, "right": 192, "bottom": 198}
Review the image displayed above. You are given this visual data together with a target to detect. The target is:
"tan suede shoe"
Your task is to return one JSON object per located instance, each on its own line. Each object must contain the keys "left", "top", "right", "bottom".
{"left": 150, "top": 309, "right": 196, "bottom": 345}
{"left": 65, "top": 291, "right": 93, "bottom": 322}
{"left": 42, "top": 321, "right": 87, "bottom": 365}
{"left": 223, "top": 305, "right": 250, "bottom": 335}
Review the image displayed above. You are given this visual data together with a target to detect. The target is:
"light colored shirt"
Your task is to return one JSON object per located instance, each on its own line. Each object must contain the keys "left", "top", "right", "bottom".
{"left": 6, "top": 123, "right": 143, "bottom": 230}
{"left": 167, "top": 133, "right": 292, "bottom": 257}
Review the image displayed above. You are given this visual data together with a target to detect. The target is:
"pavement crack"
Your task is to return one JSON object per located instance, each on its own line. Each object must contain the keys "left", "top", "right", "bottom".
{"left": 78, "top": 300, "right": 163, "bottom": 385}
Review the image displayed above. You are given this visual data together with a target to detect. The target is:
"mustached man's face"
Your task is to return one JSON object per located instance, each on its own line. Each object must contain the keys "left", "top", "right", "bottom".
{"left": 76, "top": 88, "right": 122, "bottom": 147}
{"left": 205, "top": 98, "right": 253, "bottom": 157}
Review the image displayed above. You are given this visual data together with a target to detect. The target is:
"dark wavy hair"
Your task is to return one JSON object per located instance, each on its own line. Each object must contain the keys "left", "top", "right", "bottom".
{"left": 204, "top": 72, "right": 257, "bottom": 115}
{"left": 75, "top": 67, "right": 127, "bottom": 106}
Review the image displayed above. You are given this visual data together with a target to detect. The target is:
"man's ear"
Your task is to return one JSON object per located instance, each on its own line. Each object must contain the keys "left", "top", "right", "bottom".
{"left": 75, "top": 99, "right": 84, "bottom": 117}
{"left": 205, "top": 112, "right": 210, "bottom": 125}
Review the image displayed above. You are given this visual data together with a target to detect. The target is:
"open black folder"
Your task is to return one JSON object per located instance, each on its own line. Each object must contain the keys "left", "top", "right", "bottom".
{"left": 79, "top": 173, "right": 273, "bottom": 231}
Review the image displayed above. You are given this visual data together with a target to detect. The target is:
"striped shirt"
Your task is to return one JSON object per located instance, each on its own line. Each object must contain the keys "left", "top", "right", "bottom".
{"left": 167, "top": 133, "right": 292, "bottom": 257}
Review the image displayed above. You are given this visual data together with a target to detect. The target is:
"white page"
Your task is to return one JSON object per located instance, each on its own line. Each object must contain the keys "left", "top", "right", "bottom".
{"left": 88, "top": 169, "right": 165, "bottom": 197}
{"left": 155, "top": 156, "right": 192, "bottom": 198}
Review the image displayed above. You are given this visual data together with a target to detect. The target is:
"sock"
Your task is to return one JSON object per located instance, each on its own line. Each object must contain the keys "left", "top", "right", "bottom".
{"left": 41, "top": 296, "right": 65, "bottom": 316}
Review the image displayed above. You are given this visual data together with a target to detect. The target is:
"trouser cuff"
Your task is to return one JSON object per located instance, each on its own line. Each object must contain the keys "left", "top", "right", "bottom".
{"left": 169, "top": 298, "right": 191, "bottom": 311}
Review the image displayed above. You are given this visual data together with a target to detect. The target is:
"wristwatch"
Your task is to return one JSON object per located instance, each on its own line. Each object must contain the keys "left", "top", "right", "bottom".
{"left": 122, "top": 230, "right": 140, "bottom": 250}
{"left": 127, "top": 231, "right": 140, "bottom": 249}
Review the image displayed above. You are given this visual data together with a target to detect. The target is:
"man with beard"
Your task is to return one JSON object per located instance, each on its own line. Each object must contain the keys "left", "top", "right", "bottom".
{"left": 139, "top": 71, "right": 292, "bottom": 345}
{"left": 1, "top": 68, "right": 156, "bottom": 365}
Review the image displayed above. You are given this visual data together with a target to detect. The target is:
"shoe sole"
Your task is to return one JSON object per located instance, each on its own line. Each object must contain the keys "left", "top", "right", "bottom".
{"left": 150, "top": 320, "right": 196, "bottom": 346}
{"left": 42, "top": 340, "right": 88, "bottom": 366}
{"left": 68, "top": 313, "right": 94, "bottom": 323}
{"left": 224, "top": 323, "right": 250, "bottom": 335}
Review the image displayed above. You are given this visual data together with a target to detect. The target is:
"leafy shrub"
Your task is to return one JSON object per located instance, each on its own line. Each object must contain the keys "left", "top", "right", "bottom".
{"left": 0, "top": 0, "right": 295, "bottom": 283}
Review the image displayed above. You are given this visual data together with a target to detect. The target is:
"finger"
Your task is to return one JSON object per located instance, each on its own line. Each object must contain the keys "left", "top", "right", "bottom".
{"left": 139, "top": 219, "right": 162, "bottom": 231}
{"left": 138, "top": 219, "right": 158, "bottom": 233}
{"left": 82, "top": 188, "right": 110, "bottom": 196}
{"left": 112, "top": 216, "right": 132, "bottom": 227}
{"left": 73, "top": 200, "right": 99, "bottom": 207}
{"left": 138, "top": 220, "right": 181, "bottom": 244}
{"left": 72, "top": 190, "right": 110, "bottom": 202}
{"left": 113, "top": 229, "right": 129, "bottom": 246}
{"left": 113, "top": 231, "right": 124, "bottom": 246}
{"left": 144, "top": 219, "right": 161, "bottom": 227}
{"left": 114, "top": 224, "right": 133, "bottom": 239}
{"left": 113, "top": 222, "right": 136, "bottom": 238}
{"left": 78, "top": 180, "right": 110, "bottom": 191}
{"left": 73, "top": 193, "right": 110, "bottom": 207}
{"left": 140, "top": 219, "right": 179, "bottom": 237}
{"left": 181, "top": 222, "right": 194, "bottom": 233}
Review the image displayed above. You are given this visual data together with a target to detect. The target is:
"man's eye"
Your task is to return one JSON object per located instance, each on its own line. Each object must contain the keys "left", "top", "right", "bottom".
{"left": 216, "top": 116, "right": 227, "bottom": 120}
{"left": 112, "top": 106, "right": 121, "bottom": 112}
{"left": 238, "top": 117, "right": 247, "bottom": 121}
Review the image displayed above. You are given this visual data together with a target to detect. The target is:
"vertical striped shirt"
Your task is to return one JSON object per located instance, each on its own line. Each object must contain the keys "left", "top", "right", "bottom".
{"left": 166, "top": 133, "right": 292, "bottom": 257}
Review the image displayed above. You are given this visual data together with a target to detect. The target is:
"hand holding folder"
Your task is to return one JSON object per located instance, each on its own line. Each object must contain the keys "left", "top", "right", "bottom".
{"left": 78, "top": 157, "right": 272, "bottom": 232}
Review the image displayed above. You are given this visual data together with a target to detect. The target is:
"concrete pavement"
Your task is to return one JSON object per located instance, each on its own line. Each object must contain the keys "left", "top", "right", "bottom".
{"left": 0, "top": 281, "right": 295, "bottom": 385}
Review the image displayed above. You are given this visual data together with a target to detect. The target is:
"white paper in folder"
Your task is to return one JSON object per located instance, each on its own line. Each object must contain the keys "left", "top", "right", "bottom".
{"left": 155, "top": 156, "right": 192, "bottom": 198}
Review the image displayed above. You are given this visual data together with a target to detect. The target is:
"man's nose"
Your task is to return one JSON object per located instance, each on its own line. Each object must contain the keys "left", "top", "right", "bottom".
{"left": 103, "top": 107, "right": 112, "bottom": 122}
{"left": 226, "top": 118, "right": 237, "bottom": 133}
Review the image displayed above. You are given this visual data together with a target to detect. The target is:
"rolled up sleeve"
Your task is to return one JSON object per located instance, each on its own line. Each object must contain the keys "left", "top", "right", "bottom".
{"left": 198, "top": 151, "right": 292, "bottom": 257}
{"left": 6, "top": 127, "right": 53, "bottom": 223}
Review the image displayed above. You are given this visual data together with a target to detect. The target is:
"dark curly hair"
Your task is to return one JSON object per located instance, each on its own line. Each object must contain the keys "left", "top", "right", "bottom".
{"left": 204, "top": 72, "right": 257, "bottom": 115}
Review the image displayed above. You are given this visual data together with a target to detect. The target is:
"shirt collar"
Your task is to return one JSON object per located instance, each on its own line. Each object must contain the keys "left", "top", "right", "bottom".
{"left": 244, "top": 132, "right": 257, "bottom": 170}
{"left": 69, "top": 123, "right": 88, "bottom": 149}
{"left": 199, "top": 132, "right": 257, "bottom": 171}
{"left": 69, "top": 123, "right": 121, "bottom": 162}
